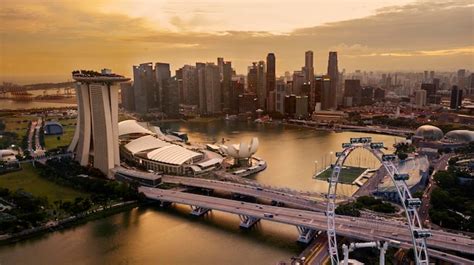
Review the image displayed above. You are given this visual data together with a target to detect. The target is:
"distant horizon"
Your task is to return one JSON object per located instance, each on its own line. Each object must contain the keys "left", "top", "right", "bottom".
{"left": 2, "top": 65, "right": 473, "bottom": 86}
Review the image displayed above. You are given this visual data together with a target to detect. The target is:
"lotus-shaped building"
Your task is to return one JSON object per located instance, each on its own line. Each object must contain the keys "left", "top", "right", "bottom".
{"left": 220, "top": 137, "right": 259, "bottom": 165}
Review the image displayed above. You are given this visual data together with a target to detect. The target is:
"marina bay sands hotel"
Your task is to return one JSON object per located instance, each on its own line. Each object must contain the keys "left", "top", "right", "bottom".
{"left": 68, "top": 69, "right": 130, "bottom": 178}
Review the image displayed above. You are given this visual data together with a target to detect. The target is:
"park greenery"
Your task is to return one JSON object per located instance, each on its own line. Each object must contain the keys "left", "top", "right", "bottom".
{"left": 336, "top": 196, "right": 397, "bottom": 217}
{"left": 0, "top": 157, "right": 142, "bottom": 235}
{"left": 429, "top": 168, "right": 474, "bottom": 232}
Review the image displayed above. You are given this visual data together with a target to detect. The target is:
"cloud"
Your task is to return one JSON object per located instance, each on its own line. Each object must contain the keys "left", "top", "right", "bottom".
{"left": 0, "top": 0, "right": 473, "bottom": 84}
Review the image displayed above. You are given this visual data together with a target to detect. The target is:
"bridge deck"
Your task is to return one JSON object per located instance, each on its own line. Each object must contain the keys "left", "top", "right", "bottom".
{"left": 139, "top": 187, "right": 474, "bottom": 259}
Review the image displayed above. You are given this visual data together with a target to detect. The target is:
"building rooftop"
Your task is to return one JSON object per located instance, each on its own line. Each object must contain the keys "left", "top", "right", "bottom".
{"left": 146, "top": 145, "right": 202, "bottom": 166}
{"left": 72, "top": 69, "right": 130, "bottom": 83}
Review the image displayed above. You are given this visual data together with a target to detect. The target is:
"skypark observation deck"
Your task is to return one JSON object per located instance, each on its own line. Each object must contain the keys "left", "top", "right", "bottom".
{"left": 139, "top": 187, "right": 474, "bottom": 263}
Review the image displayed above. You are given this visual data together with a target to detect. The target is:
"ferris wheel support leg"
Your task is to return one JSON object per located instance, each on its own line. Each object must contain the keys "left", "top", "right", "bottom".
{"left": 379, "top": 241, "right": 388, "bottom": 265}
{"left": 342, "top": 244, "right": 350, "bottom": 265}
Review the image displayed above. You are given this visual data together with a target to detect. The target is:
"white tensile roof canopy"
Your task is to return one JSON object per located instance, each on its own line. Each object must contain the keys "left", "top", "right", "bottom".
{"left": 124, "top": 135, "right": 170, "bottom": 155}
{"left": 118, "top": 120, "right": 154, "bottom": 137}
{"left": 146, "top": 145, "right": 202, "bottom": 165}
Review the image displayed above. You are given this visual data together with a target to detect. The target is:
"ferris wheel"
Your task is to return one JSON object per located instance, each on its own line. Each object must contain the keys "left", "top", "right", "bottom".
{"left": 326, "top": 137, "right": 430, "bottom": 265}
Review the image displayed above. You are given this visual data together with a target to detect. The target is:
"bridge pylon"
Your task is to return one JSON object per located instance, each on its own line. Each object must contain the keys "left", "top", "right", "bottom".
{"left": 296, "top": 226, "right": 316, "bottom": 244}
{"left": 239, "top": 215, "right": 260, "bottom": 228}
{"left": 190, "top": 206, "right": 211, "bottom": 216}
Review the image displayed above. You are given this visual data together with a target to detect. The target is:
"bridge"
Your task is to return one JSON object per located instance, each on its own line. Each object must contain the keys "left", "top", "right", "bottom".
{"left": 161, "top": 175, "right": 326, "bottom": 212}
{"left": 139, "top": 186, "right": 474, "bottom": 264}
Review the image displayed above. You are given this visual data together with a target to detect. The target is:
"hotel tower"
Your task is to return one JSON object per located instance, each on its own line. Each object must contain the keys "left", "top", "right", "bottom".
{"left": 68, "top": 69, "right": 130, "bottom": 178}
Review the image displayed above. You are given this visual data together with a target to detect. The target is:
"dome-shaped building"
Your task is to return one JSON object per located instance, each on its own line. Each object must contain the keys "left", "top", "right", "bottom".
{"left": 414, "top": 125, "right": 444, "bottom": 141}
{"left": 444, "top": 130, "right": 474, "bottom": 143}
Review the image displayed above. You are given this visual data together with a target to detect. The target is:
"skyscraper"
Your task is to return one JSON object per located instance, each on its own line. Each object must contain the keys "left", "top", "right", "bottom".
{"left": 132, "top": 63, "right": 155, "bottom": 113}
{"left": 256, "top": 61, "right": 266, "bottom": 109}
{"left": 155, "top": 62, "right": 171, "bottom": 111}
{"left": 247, "top": 63, "right": 258, "bottom": 93}
{"left": 204, "top": 63, "right": 221, "bottom": 113}
{"left": 303, "top": 51, "right": 314, "bottom": 86}
{"left": 318, "top": 75, "right": 332, "bottom": 110}
{"left": 177, "top": 65, "right": 198, "bottom": 106}
{"left": 450, "top": 85, "right": 463, "bottom": 109}
{"left": 343, "top": 79, "right": 361, "bottom": 107}
{"left": 266, "top": 53, "right": 276, "bottom": 112}
{"left": 222, "top": 61, "right": 233, "bottom": 111}
{"left": 414, "top": 90, "right": 427, "bottom": 107}
{"left": 68, "top": 69, "right": 130, "bottom": 178}
{"left": 457, "top": 69, "right": 466, "bottom": 90}
{"left": 196, "top": 62, "right": 206, "bottom": 113}
{"left": 120, "top": 81, "right": 134, "bottom": 111}
{"left": 327, "top": 52, "right": 339, "bottom": 109}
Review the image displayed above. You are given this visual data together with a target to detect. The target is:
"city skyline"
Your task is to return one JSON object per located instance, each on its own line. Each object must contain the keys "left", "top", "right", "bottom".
{"left": 1, "top": 0, "right": 473, "bottom": 84}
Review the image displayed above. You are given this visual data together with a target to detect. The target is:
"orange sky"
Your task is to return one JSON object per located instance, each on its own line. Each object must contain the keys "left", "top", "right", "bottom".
{"left": 0, "top": 0, "right": 473, "bottom": 84}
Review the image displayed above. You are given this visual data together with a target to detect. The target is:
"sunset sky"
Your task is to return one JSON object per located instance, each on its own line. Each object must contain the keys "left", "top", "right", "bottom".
{"left": 0, "top": 0, "right": 473, "bottom": 84}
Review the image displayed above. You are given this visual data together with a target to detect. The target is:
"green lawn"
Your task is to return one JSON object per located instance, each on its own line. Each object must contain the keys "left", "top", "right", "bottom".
{"left": 0, "top": 164, "right": 87, "bottom": 203}
{"left": 315, "top": 166, "right": 367, "bottom": 184}
{"left": 44, "top": 125, "right": 75, "bottom": 150}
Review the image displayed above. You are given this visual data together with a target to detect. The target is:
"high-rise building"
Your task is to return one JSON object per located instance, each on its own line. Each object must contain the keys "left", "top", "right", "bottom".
{"left": 360, "top": 87, "right": 374, "bottom": 105}
{"left": 247, "top": 63, "right": 258, "bottom": 93}
{"left": 421, "top": 83, "right": 439, "bottom": 105}
{"left": 450, "top": 85, "right": 463, "bottom": 109}
{"left": 230, "top": 78, "right": 244, "bottom": 113}
{"left": 374, "top": 88, "right": 385, "bottom": 101}
{"left": 343, "top": 79, "right": 361, "bottom": 107}
{"left": 68, "top": 69, "right": 130, "bottom": 178}
{"left": 303, "top": 51, "right": 314, "bottom": 86}
{"left": 457, "top": 69, "right": 466, "bottom": 90}
{"left": 414, "top": 90, "right": 427, "bottom": 107}
{"left": 204, "top": 63, "right": 221, "bottom": 113}
{"left": 327, "top": 52, "right": 339, "bottom": 109}
{"left": 217, "top": 57, "right": 224, "bottom": 80}
{"left": 256, "top": 61, "right": 266, "bottom": 109}
{"left": 120, "top": 81, "right": 134, "bottom": 111}
{"left": 163, "top": 75, "right": 180, "bottom": 116}
{"left": 132, "top": 63, "right": 155, "bottom": 113}
{"left": 266, "top": 53, "right": 276, "bottom": 112}
{"left": 177, "top": 65, "right": 198, "bottom": 106}
{"left": 222, "top": 61, "right": 233, "bottom": 111}
{"left": 275, "top": 79, "right": 286, "bottom": 114}
{"left": 318, "top": 75, "right": 332, "bottom": 110}
{"left": 292, "top": 71, "right": 305, "bottom": 95}
{"left": 196, "top": 62, "right": 206, "bottom": 113}
{"left": 155, "top": 62, "right": 170, "bottom": 111}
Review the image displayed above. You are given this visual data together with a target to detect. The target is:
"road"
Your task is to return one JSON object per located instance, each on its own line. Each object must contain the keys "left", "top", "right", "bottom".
{"left": 139, "top": 187, "right": 474, "bottom": 263}
{"left": 419, "top": 153, "right": 454, "bottom": 224}
{"left": 162, "top": 175, "right": 326, "bottom": 212}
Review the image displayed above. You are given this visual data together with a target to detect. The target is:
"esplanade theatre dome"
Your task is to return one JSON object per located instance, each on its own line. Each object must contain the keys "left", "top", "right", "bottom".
{"left": 444, "top": 130, "right": 474, "bottom": 143}
{"left": 414, "top": 125, "right": 444, "bottom": 141}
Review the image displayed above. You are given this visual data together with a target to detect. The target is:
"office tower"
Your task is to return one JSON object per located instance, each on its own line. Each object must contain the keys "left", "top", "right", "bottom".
{"left": 318, "top": 75, "right": 332, "bottom": 110}
{"left": 424, "top": 71, "right": 429, "bottom": 83}
{"left": 310, "top": 77, "right": 322, "bottom": 112}
{"left": 247, "top": 63, "right": 258, "bottom": 93}
{"left": 204, "top": 63, "right": 221, "bottom": 113}
{"left": 230, "top": 79, "right": 244, "bottom": 113}
{"left": 414, "top": 90, "right": 427, "bottom": 107}
{"left": 429, "top": 71, "right": 435, "bottom": 82}
{"left": 120, "top": 81, "right": 134, "bottom": 111}
{"left": 164, "top": 76, "right": 180, "bottom": 116}
{"left": 266, "top": 53, "right": 276, "bottom": 112}
{"left": 327, "top": 52, "right": 339, "bottom": 109}
{"left": 303, "top": 51, "right": 314, "bottom": 86}
{"left": 256, "top": 61, "right": 266, "bottom": 109}
{"left": 450, "top": 85, "right": 463, "bottom": 109}
{"left": 69, "top": 69, "right": 130, "bottom": 178}
{"left": 457, "top": 69, "right": 466, "bottom": 89}
{"left": 217, "top": 57, "right": 224, "bottom": 80}
{"left": 177, "top": 65, "right": 198, "bottom": 106}
{"left": 132, "top": 63, "right": 155, "bottom": 113}
{"left": 155, "top": 62, "right": 171, "bottom": 112}
{"left": 222, "top": 61, "right": 233, "bottom": 111}
{"left": 196, "top": 62, "right": 206, "bottom": 113}
{"left": 344, "top": 79, "right": 361, "bottom": 107}
{"left": 292, "top": 71, "right": 305, "bottom": 95}
{"left": 284, "top": 71, "right": 292, "bottom": 82}
{"left": 295, "top": 96, "right": 309, "bottom": 118}
{"left": 284, "top": 94, "right": 297, "bottom": 117}
{"left": 360, "top": 87, "right": 374, "bottom": 105}
{"left": 421, "top": 83, "right": 437, "bottom": 105}
{"left": 275, "top": 79, "right": 286, "bottom": 114}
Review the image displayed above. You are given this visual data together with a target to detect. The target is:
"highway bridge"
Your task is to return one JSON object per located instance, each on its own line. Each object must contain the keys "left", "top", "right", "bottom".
{"left": 139, "top": 187, "right": 474, "bottom": 264}
{"left": 161, "top": 175, "right": 326, "bottom": 212}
